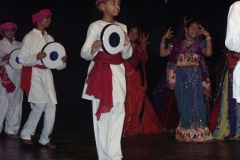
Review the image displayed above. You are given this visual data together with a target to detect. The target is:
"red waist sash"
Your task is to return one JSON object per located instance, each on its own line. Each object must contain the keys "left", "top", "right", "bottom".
{"left": 0, "top": 66, "right": 16, "bottom": 93}
{"left": 21, "top": 64, "right": 46, "bottom": 97}
{"left": 86, "top": 51, "right": 122, "bottom": 120}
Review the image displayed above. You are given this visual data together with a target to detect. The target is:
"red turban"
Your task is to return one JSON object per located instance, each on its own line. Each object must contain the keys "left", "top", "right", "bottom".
{"left": 32, "top": 9, "right": 52, "bottom": 25}
{"left": 0, "top": 22, "right": 17, "bottom": 32}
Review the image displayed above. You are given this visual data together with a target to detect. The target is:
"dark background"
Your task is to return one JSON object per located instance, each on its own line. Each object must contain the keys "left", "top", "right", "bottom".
{"left": 0, "top": 0, "right": 237, "bottom": 125}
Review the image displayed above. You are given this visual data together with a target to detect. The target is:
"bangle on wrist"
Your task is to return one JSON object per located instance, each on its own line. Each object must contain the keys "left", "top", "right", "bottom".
{"left": 160, "top": 40, "right": 166, "bottom": 46}
{"left": 160, "top": 42, "right": 166, "bottom": 46}
{"left": 206, "top": 37, "right": 212, "bottom": 40}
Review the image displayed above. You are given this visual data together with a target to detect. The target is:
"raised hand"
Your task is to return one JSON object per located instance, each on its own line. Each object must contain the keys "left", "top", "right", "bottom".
{"left": 162, "top": 27, "right": 174, "bottom": 41}
{"left": 140, "top": 33, "right": 150, "bottom": 51}
{"left": 198, "top": 25, "right": 210, "bottom": 37}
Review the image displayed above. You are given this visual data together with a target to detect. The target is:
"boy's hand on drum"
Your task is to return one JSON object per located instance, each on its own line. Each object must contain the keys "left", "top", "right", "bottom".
{"left": 2, "top": 54, "right": 10, "bottom": 61}
{"left": 61, "top": 56, "right": 67, "bottom": 63}
{"left": 91, "top": 40, "right": 101, "bottom": 54}
{"left": 37, "top": 52, "right": 47, "bottom": 60}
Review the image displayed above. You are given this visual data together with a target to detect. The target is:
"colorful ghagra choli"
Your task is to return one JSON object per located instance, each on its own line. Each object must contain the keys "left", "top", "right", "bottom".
{"left": 167, "top": 40, "right": 214, "bottom": 143}
{"left": 209, "top": 52, "right": 240, "bottom": 140}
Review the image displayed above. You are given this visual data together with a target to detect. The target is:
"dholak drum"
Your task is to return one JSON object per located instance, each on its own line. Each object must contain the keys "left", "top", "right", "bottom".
{"left": 100, "top": 24, "right": 124, "bottom": 55}
{"left": 8, "top": 48, "right": 23, "bottom": 70}
{"left": 41, "top": 42, "right": 66, "bottom": 69}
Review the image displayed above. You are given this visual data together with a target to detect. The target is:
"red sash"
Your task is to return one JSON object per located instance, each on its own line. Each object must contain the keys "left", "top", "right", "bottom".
{"left": 21, "top": 65, "right": 46, "bottom": 97}
{"left": 86, "top": 51, "right": 123, "bottom": 120}
{"left": 0, "top": 66, "right": 16, "bottom": 93}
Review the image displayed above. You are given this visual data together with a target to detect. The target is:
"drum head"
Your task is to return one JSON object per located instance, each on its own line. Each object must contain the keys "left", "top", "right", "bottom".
{"left": 8, "top": 48, "right": 23, "bottom": 70}
{"left": 100, "top": 24, "right": 124, "bottom": 55}
{"left": 41, "top": 42, "right": 66, "bottom": 69}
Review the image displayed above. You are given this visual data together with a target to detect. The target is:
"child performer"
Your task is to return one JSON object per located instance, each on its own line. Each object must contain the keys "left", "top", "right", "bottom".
{"left": 0, "top": 22, "right": 23, "bottom": 139}
{"left": 81, "top": 0, "right": 132, "bottom": 159}
{"left": 18, "top": 9, "right": 67, "bottom": 149}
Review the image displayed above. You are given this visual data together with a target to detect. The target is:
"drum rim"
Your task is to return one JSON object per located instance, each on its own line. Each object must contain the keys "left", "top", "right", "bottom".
{"left": 100, "top": 24, "right": 124, "bottom": 55}
{"left": 8, "top": 48, "right": 22, "bottom": 70}
{"left": 41, "top": 42, "right": 66, "bottom": 69}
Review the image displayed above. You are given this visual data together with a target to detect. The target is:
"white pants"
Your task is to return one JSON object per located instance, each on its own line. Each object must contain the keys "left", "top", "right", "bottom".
{"left": 0, "top": 97, "right": 22, "bottom": 135}
{"left": 20, "top": 103, "right": 56, "bottom": 145}
{"left": 92, "top": 98, "right": 125, "bottom": 160}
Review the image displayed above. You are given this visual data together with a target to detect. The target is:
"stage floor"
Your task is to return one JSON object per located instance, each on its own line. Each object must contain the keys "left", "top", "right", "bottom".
{"left": 1, "top": 120, "right": 240, "bottom": 160}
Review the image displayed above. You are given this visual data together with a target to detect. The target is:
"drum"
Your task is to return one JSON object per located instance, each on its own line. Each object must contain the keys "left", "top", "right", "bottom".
{"left": 8, "top": 48, "right": 23, "bottom": 70}
{"left": 100, "top": 24, "right": 124, "bottom": 55}
{"left": 41, "top": 42, "right": 66, "bottom": 69}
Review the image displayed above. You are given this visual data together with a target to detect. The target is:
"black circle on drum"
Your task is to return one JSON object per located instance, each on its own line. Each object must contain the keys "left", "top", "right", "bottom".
{"left": 100, "top": 24, "right": 124, "bottom": 55}
{"left": 50, "top": 51, "right": 59, "bottom": 61}
{"left": 109, "top": 32, "right": 120, "bottom": 47}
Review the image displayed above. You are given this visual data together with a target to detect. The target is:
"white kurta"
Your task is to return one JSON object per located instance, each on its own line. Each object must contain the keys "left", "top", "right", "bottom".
{"left": 18, "top": 28, "right": 66, "bottom": 104}
{"left": 81, "top": 20, "right": 132, "bottom": 102}
{"left": 0, "top": 37, "right": 22, "bottom": 101}
{"left": 225, "top": 1, "right": 240, "bottom": 52}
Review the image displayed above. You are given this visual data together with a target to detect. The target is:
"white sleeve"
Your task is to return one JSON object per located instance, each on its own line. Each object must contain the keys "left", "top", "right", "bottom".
{"left": 225, "top": 2, "right": 240, "bottom": 52}
{"left": 0, "top": 46, "right": 6, "bottom": 66}
{"left": 18, "top": 36, "right": 39, "bottom": 66}
{"left": 119, "top": 24, "right": 132, "bottom": 60}
{"left": 80, "top": 23, "right": 99, "bottom": 61}
{"left": 122, "top": 42, "right": 132, "bottom": 60}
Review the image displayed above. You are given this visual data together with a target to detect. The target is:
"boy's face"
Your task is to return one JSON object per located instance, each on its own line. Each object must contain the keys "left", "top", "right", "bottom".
{"left": 37, "top": 15, "right": 51, "bottom": 29}
{"left": 1, "top": 28, "right": 16, "bottom": 40}
{"left": 101, "top": 0, "right": 121, "bottom": 17}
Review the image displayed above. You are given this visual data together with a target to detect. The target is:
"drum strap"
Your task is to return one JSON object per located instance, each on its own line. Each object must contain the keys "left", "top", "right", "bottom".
{"left": 21, "top": 65, "right": 46, "bottom": 97}
{"left": 86, "top": 51, "right": 122, "bottom": 120}
{"left": 0, "top": 65, "right": 16, "bottom": 93}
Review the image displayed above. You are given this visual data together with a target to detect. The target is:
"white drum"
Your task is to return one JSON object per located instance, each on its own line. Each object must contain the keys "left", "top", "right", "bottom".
{"left": 100, "top": 24, "right": 124, "bottom": 55}
{"left": 41, "top": 42, "right": 66, "bottom": 69}
{"left": 8, "top": 48, "right": 23, "bottom": 70}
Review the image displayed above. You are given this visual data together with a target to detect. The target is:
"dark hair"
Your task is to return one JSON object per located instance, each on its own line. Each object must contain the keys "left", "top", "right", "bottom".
{"left": 185, "top": 19, "right": 200, "bottom": 28}
{"left": 129, "top": 25, "right": 142, "bottom": 44}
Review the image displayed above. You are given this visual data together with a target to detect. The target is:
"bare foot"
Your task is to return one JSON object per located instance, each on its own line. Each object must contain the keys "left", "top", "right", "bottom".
{"left": 6, "top": 134, "right": 20, "bottom": 139}
{"left": 22, "top": 139, "right": 33, "bottom": 145}
{"left": 43, "top": 142, "right": 56, "bottom": 149}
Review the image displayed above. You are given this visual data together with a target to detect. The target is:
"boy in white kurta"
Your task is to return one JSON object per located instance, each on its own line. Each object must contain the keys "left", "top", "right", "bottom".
{"left": 0, "top": 22, "right": 23, "bottom": 139}
{"left": 18, "top": 9, "right": 67, "bottom": 149}
{"left": 81, "top": 0, "right": 132, "bottom": 159}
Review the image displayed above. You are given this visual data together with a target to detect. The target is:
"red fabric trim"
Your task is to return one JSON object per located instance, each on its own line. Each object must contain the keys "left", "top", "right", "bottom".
{"left": 21, "top": 65, "right": 46, "bottom": 97}
{"left": 0, "top": 66, "right": 16, "bottom": 93}
{"left": 86, "top": 51, "right": 123, "bottom": 120}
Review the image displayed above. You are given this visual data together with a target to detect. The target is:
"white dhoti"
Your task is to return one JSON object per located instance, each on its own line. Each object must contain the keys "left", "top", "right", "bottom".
{"left": 20, "top": 103, "right": 56, "bottom": 145}
{"left": 92, "top": 98, "right": 125, "bottom": 160}
{"left": 0, "top": 97, "right": 22, "bottom": 135}
{"left": 0, "top": 65, "right": 23, "bottom": 135}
